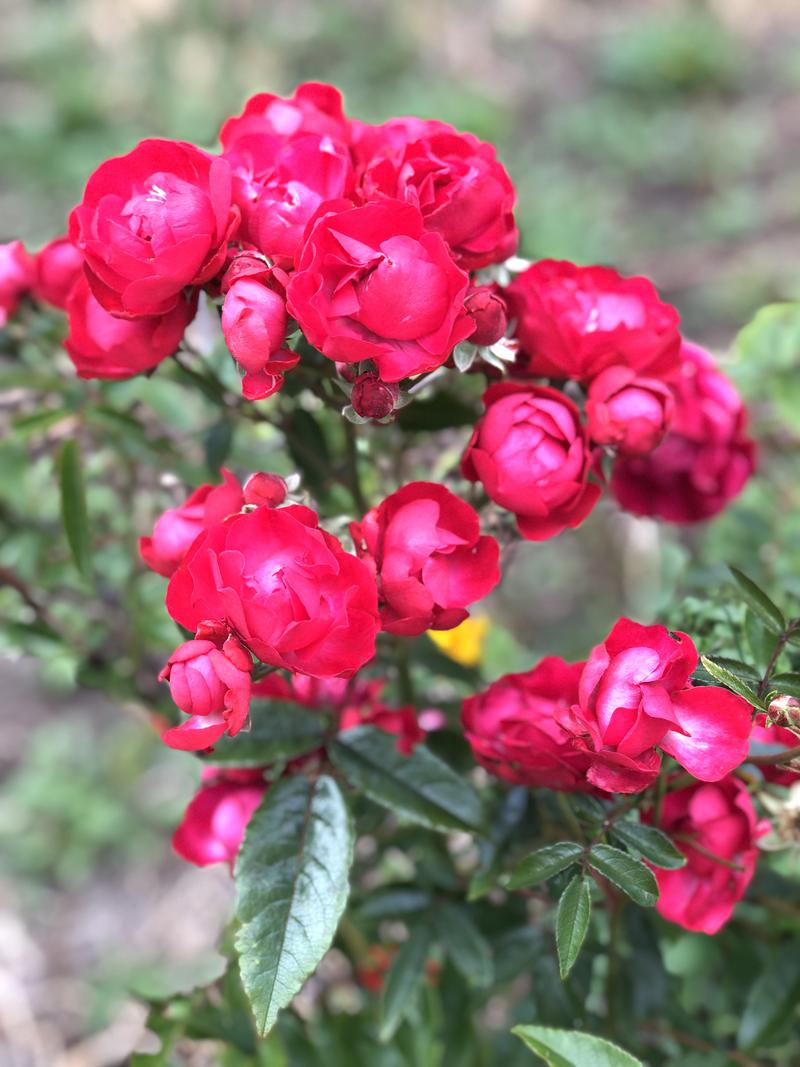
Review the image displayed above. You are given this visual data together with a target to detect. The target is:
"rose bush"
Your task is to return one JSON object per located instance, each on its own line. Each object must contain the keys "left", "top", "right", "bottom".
{"left": 6, "top": 79, "right": 797, "bottom": 1067}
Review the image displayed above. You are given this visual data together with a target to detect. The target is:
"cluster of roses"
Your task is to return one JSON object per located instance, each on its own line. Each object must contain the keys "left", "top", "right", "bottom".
{"left": 2, "top": 82, "right": 755, "bottom": 535}
{"left": 462, "top": 619, "right": 791, "bottom": 934}
{"left": 1, "top": 83, "right": 770, "bottom": 940}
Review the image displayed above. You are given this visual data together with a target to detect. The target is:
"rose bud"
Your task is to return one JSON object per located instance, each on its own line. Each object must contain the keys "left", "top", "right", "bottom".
{"left": 751, "top": 712, "right": 800, "bottom": 787}
{"left": 465, "top": 285, "right": 508, "bottom": 346}
{"left": 166, "top": 502, "right": 380, "bottom": 678}
{"left": 69, "top": 139, "right": 240, "bottom": 318}
{"left": 220, "top": 250, "right": 274, "bottom": 292}
{"left": 286, "top": 200, "right": 473, "bottom": 382}
{"left": 504, "top": 259, "right": 681, "bottom": 382}
{"left": 0, "top": 240, "right": 35, "bottom": 326}
{"left": 611, "top": 340, "right": 756, "bottom": 523}
{"left": 586, "top": 365, "right": 674, "bottom": 456}
{"left": 173, "top": 767, "right": 267, "bottom": 869}
{"left": 33, "top": 236, "right": 84, "bottom": 310}
{"left": 159, "top": 633, "right": 253, "bottom": 751}
{"left": 221, "top": 277, "right": 299, "bottom": 400}
{"left": 558, "top": 618, "right": 753, "bottom": 794}
{"left": 462, "top": 657, "right": 592, "bottom": 791}
{"left": 64, "top": 274, "right": 196, "bottom": 381}
{"left": 243, "top": 471, "right": 288, "bottom": 508}
{"left": 350, "top": 481, "right": 500, "bottom": 637}
{"left": 645, "top": 776, "right": 769, "bottom": 934}
{"left": 139, "top": 469, "right": 244, "bottom": 578}
{"left": 461, "top": 382, "right": 600, "bottom": 542}
{"left": 351, "top": 372, "right": 399, "bottom": 420}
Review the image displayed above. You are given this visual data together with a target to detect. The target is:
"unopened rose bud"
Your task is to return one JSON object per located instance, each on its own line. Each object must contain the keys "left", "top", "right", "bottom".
{"left": 243, "top": 471, "right": 288, "bottom": 508}
{"left": 220, "top": 251, "right": 274, "bottom": 293}
{"left": 33, "top": 236, "right": 83, "bottom": 310}
{"left": 465, "top": 285, "right": 508, "bottom": 347}
{"left": 768, "top": 694, "right": 800, "bottom": 725}
{"left": 586, "top": 366, "right": 674, "bottom": 456}
{"left": 351, "top": 372, "right": 399, "bottom": 420}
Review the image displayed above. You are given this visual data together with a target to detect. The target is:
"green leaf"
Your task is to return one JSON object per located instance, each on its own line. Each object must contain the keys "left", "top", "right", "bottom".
{"left": 506, "top": 842, "right": 584, "bottom": 890}
{"left": 728, "top": 567, "right": 785, "bottom": 635}
{"left": 58, "top": 438, "right": 92, "bottom": 580}
{"left": 555, "top": 875, "right": 592, "bottom": 981}
{"left": 587, "top": 845, "right": 658, "bottom": 907}
{"left": 204, "top": 417, "right": 234, "bottom": 473}
{"left": 284, "top": 408, "right": 330, "bottom": 497}
{"left": 610, "top": 821, "right": 687, "bottom": 870}
{"left": 397, "top": 392, "right": 478, "bottom": 432}
{"left": 700, "top": 656, "right": 761, "bottom": 707}
{"left": 329, "top": 726, "right": 484, "bottom": 833}
{"left": 768, "top": 672, "right": 800, "bottom": 700}
{"left": 512, "top": 1025, "right": 644, "bottom": 1066}
{"left": 235, "top": 775, "right": 354, "bottom": 1037}
{"left": 204, "top": 704, "right": 326, "bottom": 767}
{"left": 379, "top": 922, "right": 432, "bottom": 1042}
{"left": 435, "top": 903, "right": 493, "bottom": 988}
{"left": 738, "top": 945, "right": 800, "bottom": 1050}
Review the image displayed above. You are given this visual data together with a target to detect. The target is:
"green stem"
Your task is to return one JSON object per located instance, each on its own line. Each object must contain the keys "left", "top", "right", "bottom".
{"left": 556, "top": 792, "right": 585, "bottom": 844}
{"left": 343, "top": 418, "right": 369, "bottom": 514}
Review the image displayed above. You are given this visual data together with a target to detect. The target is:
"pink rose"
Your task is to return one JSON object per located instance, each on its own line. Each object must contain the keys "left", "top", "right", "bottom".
{"left": 173, "top": 767, "right": 267, "bottom": 869}
{"left": 0, "top": 240, "right": 35, "bottom": 326}
{"left": 586, "top": 365, "right": 674, "bottom": 456}
{"left": 221, "top": 277, "right": 298, "bottom": 400}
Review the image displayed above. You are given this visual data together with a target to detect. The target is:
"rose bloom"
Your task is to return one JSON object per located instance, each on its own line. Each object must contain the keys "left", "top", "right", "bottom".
{"left": 69, "top": 139, "right": 239, "bottom": 318}
{"left": 166, "top": 503, "right": 380, "bottom": 678}
{"left": 647, "top": 776, "right": 769, "bottom": 934}
{"left": 220, "top": 82, "right": 351, "bottom": 148}
{"left": 559, "top": 618, "right": 753, "bottom": 794}
{"left": 139, "top": 468, "right": 244, "bottom": 578}
{"left": 611, "top": 341, "right": 756, "bottom": 523}
{"left": 750, "top": 713, "right": 800, "bottom": 787}
{"left": 462, "top": 657, "right": 592, "bottom": 790}
{"left": 0, "top": 240, "right": 35, "bottom": 326}
{"left": 350, "top": 482, "right": 500, "bottom": 637}
{"left": 33, "top": 236, "right": 84, "bottom": 309}
{"left": 286, "top": 200, "right": 474, "bottom": 382}
{"left": 356, "top": 118, "right": 517, "bottom": 269}
{"left": 173, "top": 767, "right": 267, "bottom": 869}
{"left": 159, "top": 631, "right": 253, "bottom": 751}
{"left": 64, "top": 274, "right": 196, "bottom": 381}
{"left": 220, "top": 277, "right": 298, "bottom": 400}
{"left": 504, "top": 260, "right": 681, "bottom": 383}
{"left": 461, "top": 382, "right": 600, "bottom": 542}
{"left": 585, "top": 365, "right": 674, "bottom": 456}
{"left": 224, "top": 133, "right": 353, "bottom": 264}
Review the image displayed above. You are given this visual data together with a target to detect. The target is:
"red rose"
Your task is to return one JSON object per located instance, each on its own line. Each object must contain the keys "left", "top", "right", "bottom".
{"left": 461, "top": 382, "right": 600, "bottom": 542}
{"left": 0, "top": 240, "right": 35, "bottom": 326}
{"left": 646, "top": 776, "right": 768, "bottom": 934}
{"left": 64, "top": 274, "right": 196, "bottom": 381}
{"left": 462, "top": 657, "right": 592, "bottom": 790}
{"left": 286, "top": 200, "right": 473, "bottom": 382}
{"left": 586, "top": 365, "right": 674, "bottom": 456}
{"left": 350, "top": 482, "right": 500, "bottom": 637}
{"left": 611, "top": 341, "right": 756, "bottom": 523}
{"left": 224, "top": 133, "right": 353, "bottom": 264}
{"left": 33, "top": 236, "right": 84, "bottom": 310}
{"left": 139, "top": 468, "right": 244, "bottom": 578}
{"left": 357, "top": 119, "right": 517, "bottom": 269}
{"left": 166, "top": 503, "right": 379, "bottom": 677}
{"left": 340, "top": 700, "right": 427, "bottom": 755}
{"left": 350, "top": 372, "right": 400, "bottom": 420}
{"left": 750, "top": 713, "right": 800, "bottom": 787}
{"left": 220, "top": 277, "right": 298, "bottom": 400}
{"left": 69, "top": 139, "right": 239, "bottom": 318}
{"left": 220, "top": 82, "right": 350, "bottom": 148}
{"left": 173, "top": 767, "right": 267, "bottom": 869}
{"left": 559, "top": 618, "right": 753, "bottom": 794}
{"left": 465, "top": 285, "right": 508, "bottom": 347}
{"left": 159, "top": 632, "right": 253, "bottom": 751}
{"left": 242, "top": 471, "right": 288, "bottom": 508}
{"left": 505, "top": 260, "right": 681, "bottom": 382}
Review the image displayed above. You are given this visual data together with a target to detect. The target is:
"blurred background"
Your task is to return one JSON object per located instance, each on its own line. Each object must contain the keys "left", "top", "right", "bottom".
{"left": 2, "top": 0, "right": 800, "bottom": 1063}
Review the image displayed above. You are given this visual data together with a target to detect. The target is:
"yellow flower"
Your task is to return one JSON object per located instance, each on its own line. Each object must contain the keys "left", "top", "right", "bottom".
{"left": 427, "top": 615, "right": 489, "bottom": 668}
